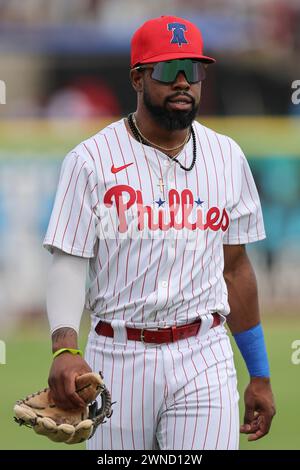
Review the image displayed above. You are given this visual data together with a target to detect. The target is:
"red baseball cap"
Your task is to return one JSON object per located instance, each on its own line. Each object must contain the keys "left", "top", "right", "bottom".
{"left": 131, "top": 15, "right": 215, "bottom": 68}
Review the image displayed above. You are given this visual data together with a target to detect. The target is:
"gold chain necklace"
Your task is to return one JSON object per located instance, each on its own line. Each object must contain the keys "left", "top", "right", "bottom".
{"left": 128, "top": 113, "right": 197, "bottom": 176}
{"left": 132, "top": 113, "right": 190, "bottom": 152}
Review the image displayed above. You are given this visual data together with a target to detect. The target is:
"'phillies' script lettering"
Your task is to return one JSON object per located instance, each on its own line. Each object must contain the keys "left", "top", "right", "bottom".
{"left": 104, "top": 185, "right": 229, "bottom": 233}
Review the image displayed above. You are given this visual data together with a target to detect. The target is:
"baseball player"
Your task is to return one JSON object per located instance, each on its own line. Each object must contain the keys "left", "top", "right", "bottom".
{"left": 44, "top": 16, "right": 275, "bottom": 450}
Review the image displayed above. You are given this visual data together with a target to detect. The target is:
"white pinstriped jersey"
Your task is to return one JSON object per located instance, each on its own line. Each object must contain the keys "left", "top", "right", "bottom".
{"left": 44, "top": 119, "right": 265, "bottom": 328}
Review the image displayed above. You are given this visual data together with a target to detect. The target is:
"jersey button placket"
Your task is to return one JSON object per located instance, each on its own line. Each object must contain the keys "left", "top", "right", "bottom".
{"left": 157, "top": 161, "right": 175, "bottom": 309}
{"left": 156, "top": 273, "right": 169, "bottom": 307}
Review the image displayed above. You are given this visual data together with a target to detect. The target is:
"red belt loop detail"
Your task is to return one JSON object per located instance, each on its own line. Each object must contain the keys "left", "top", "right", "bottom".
{"left": 95, "top": 313, "right": 221, "bottom": 345}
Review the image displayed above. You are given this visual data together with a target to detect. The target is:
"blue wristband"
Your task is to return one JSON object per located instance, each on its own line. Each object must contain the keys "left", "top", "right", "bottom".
{"left": 233, "top": 323, "right": 270, "bottom": 377}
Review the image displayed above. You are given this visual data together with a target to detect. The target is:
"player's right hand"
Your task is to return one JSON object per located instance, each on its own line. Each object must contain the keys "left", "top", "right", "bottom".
{"left": 48, "top": 353, "right": 92, "bottom": 410}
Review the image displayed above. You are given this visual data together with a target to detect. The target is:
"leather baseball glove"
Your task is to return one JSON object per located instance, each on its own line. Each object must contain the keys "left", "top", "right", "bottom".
{"left": 13, "top": 372, "right": 112, "bottom": 444}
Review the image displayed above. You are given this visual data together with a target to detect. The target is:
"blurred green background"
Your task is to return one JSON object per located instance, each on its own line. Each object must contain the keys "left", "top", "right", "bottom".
{"left": 1, "top": 314, "right": 299, "bottom": 450}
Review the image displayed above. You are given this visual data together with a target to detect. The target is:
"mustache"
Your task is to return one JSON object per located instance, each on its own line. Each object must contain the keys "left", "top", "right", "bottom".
{"left": 165, "top": 92, "right": 195, "bottom": 105}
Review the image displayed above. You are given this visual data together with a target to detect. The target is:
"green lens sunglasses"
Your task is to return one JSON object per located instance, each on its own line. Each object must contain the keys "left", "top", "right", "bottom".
{"left": 134, "top": 59, "right": 206, "bottom": 84}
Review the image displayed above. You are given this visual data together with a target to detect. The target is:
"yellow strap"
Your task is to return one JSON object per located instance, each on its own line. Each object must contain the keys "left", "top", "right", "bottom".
{"left": 53, "top": 348, "right": 83, "bottom": 359}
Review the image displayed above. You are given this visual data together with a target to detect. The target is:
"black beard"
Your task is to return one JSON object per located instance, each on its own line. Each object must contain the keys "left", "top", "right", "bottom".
{"left": 143, "top": 88, "right": 198, "bottom": 131}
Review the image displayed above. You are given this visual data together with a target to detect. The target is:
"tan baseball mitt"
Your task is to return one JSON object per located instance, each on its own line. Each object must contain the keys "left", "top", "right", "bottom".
{"left": 13, "top": 372, "right": 112, "bottom": 444}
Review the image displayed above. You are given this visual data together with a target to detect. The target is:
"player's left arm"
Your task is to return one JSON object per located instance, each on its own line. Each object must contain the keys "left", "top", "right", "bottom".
{"left": 223, "top": 244, "right": 276, "bottom": 441}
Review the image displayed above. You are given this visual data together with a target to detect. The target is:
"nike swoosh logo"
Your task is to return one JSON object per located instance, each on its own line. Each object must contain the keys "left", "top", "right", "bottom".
{"left": 111, "top": 163, "right": 134, "bottom": 174}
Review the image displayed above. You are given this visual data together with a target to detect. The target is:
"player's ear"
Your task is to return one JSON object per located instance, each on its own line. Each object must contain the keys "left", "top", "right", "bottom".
{"left": 130, "top": 68, "right": 144, "bottom": 93}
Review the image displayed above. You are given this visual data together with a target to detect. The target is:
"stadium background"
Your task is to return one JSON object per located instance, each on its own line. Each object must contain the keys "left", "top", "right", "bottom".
{"left": 0, "top": 0, "right": 299, "bottom": 450}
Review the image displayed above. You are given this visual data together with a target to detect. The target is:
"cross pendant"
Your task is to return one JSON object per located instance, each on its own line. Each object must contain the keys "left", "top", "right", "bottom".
{"left": 157, "top": 178, "right": 165, "bottom": 193}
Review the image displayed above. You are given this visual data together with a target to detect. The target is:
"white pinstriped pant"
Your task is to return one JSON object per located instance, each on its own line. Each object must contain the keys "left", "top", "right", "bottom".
{"left": 85, "top": 317, "right": 239, "bottom": 450}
